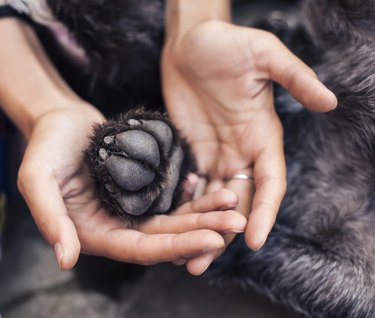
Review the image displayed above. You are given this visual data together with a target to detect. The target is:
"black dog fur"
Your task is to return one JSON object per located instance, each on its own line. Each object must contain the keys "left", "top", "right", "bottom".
{"left": 211, "top": 1, "right": 375, "bottom": 317}
{"left": 44, "top": 0, "right": 375, "bottom": 316}
{"left": 47, "top": 0, "right": 165, "bottom": 115}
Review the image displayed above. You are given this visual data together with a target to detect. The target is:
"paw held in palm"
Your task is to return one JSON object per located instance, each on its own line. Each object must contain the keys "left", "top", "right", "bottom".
{"left": 84, "top": 109, "right": 194, "bottom": 221}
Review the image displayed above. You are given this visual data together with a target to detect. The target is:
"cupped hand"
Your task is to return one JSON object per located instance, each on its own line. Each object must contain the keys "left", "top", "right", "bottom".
{"left": 17, "top": 103, "right": 247, "bottom": 270}
{"left": 162, "top": 21, "right": 337, "bottom": 274}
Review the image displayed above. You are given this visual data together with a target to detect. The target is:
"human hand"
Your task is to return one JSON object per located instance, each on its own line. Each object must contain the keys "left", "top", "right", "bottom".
{"left": 17, "top": 102, "right": 247, "bottom": 269}
{"left": 162, "top": 21, "right": 337, "bottom": 274}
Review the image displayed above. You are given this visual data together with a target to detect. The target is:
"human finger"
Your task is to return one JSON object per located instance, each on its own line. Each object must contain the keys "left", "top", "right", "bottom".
{"left": 245, "top": 143, "right": 286, "bottom": 251}
{"left": 180, "top": 173, "right": 200, "bottom": 203}
{"left": 137, "top": 209, "right": 246, "bottom": 235}
{"left": 18, "top": 165, "right": 81, "bottom": 270}
{"left": 225, "top": 169, "right": 255, "bottom": 218}
{"left": 186, "top": 172, "right": 254, "bottom": 275}
{"left": 204, "top": 179, "right": 223, "bottom": 195}
{"left": 192, "top": 177, "right": 207, "bottom": 201}
{"left": 172, "top": 188, "right": 238, "bottom": 215}
{"left": 255, "top": 32, "right": 337, "bottom": 112}
{"left": 186, "top": 234, "right": 234, "bottom": 276}
{"left": 173, "top": 259, "right": 187, "bottom": 266}
{"left": 81, "top": 228, "right": 225, "bottom": 265}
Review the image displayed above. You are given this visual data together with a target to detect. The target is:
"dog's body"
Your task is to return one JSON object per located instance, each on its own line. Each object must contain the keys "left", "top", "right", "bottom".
{"left": 45, "top": 0, "right": 375, "bottom": 316}
{"left": 211, "top": 2, "right": 375, "bottom": 317}
{"left": 46, "top": 0, "right": 165, "bottom": 115}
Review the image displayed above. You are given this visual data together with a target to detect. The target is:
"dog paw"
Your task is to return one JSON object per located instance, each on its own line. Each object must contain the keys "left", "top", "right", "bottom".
{"left": 84, "top": 109, "right": 194, "bottom": 221}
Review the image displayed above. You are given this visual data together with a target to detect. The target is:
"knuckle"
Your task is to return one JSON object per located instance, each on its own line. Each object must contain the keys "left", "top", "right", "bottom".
{"left": 151, "top": 215, "right": 165, "bottom": 233}
{"left": 134, "top": 235, "right": 159, "bottom": 265}
{"left": 196, "top": 213, "right": 206, "bottom": 227}
{"left": 35, "top": 215, "right": 54, "bottom": 242}
{"left": 253, "top": 200, "right": 277, "bottom": 213}
{"left": 263, "top": 31, "right": 280, "bottom": 45}
{"left": 17, "top": 164, "right": 32, "bottom": 194}
{"left": 253, "top": 30, "right": 280, "bottom": 56}
{"left": 190, "top": 200, "right": 199, "bottom": 212}
{"left": 256, "top": 174, "right": 278, "bottom": 188}
{"left": 285, "top": 67, "right": 301, "bottom": 93}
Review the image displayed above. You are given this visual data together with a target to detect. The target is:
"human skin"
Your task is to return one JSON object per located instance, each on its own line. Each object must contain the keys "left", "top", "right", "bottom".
{"left": 0, "top": 1, "right": 337, "bottom": 274}
{"left": 0, "top": 18, "right": 247, "bottom": 270}
{"left": 163, "top": 0, "right": 337, "bottom": 275}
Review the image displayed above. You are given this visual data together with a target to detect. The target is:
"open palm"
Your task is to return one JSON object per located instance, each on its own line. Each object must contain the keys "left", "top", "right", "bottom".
{"left": 162, "top": 21, "right": 337, "bottom": 273}
{"left": 17, "top": 104, "right": 247, "bottom": 270}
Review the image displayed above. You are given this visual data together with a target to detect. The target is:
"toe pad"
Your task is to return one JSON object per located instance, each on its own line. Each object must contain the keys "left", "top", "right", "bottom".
{"left": 84, "top": 108, "right": 195, "bottom": 221}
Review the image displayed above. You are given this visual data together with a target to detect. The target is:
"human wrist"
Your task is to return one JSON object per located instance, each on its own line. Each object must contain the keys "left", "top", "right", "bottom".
{"left": 0, "top": 18, "right": 90, "bottom": 139}
{"left": 165, "top": 0, "right": 231, "bottom": 42}
{"left": 3, "top": 95, "right": 92, "bottom": 140}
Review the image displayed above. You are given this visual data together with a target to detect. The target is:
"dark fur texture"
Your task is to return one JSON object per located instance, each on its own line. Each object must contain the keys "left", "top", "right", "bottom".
{"left": 84, "top": 108, "right": 194, "bottom": 222}
{"left": 43, "top": 0, "right": 375, "bottom": 316}
{"left": 211, "top": 1, "right": 375, "bottom": 317}
{"left": 47, "top": 0, "right": 165, "bottom": 115}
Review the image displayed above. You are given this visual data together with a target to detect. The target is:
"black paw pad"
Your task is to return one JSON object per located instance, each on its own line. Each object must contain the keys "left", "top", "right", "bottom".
{"left": 84, "top": 109, "right": 195, "bottom": 221}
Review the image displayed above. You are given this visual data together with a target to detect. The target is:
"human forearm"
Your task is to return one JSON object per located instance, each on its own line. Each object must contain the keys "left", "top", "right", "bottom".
{"left": 165, "top": 0, "right": 230, "bottom": 40}
{"left": 0, "top": 18, "right": 83, "bottom": 139}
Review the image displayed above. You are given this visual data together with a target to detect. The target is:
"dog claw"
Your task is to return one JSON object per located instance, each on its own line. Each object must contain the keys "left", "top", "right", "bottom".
{"left": 99, "top": 148, "right": 109, "bottom": 160}
{"left": 104, "top": 183, "right": 115, "bottom": 193}
{"left": 103, "top": 135, "right": 114, "bottom": 145}
{"left": 127, "top": 118, "right": 141, "bottom": 126}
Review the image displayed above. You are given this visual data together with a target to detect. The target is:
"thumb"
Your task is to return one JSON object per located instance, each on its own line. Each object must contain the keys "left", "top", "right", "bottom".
{"left": 255, "top": 32, "right": 337, "bottom": 112}
{"left": 18, "top": 165, "right": 81, "bottom": 270}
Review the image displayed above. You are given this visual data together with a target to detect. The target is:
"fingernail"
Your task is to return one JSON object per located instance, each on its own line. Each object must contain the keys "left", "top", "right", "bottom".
{"left": 252, "top": 235, "right": 268, "bottom": 251}
{"left": 330, "top": 92, "right": 338, "bottom": 109}
{"left": 219, "top": 202, "right": 237, "bottom": 211}
{"left": 196, "top": 258, "right": 214, "bottom": 276}
{"left": 203, "top": 246, "right": 222, "bottom": 254}
{"left": 173, "top": 259, "right": 187, "bottom": 266}
{"left": 224, "top": 228, "right": 244, "bottom": 234}
{"left": 203, "top": 240, "right": 225, "bottom": 253}
{"left": 193, "top": 178, "right": 207, "bottom": 200}
{"left": 54, "top": 243, "right": 64, "bottom": 270}
{"left": 184, "top": 174, "right": 199, "bottom": 193}
{"left": 224, "top": 221, "right": 246, "bottom": 234}
{"left": 321, "top": 87, "right": 338, "bottom": 110}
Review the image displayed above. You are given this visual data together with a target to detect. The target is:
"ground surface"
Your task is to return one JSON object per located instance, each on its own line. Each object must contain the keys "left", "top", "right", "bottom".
{"left": 0, "top": 199, "right": 298, "bottom": 318}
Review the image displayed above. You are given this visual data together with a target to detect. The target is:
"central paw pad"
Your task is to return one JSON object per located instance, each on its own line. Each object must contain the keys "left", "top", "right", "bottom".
{"left": 84, "top": 110, "right": 193, "bottom": 221}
